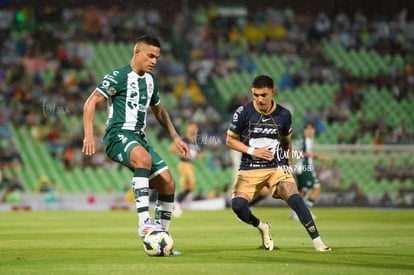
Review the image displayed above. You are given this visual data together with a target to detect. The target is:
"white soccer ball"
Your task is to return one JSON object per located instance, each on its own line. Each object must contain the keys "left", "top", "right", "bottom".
{"left": 142, "top": 230, "right": 174, "bottom": 256}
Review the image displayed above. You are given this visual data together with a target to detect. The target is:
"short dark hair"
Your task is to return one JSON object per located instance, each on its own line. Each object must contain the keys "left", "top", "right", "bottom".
{"left": 136, "top": 34, "right": 161, "bottom": 48}
{"left": 303, "top": 121, "right": 315, "bottom": 129}
{"left": 252, "top": 75, "right": 274, "bottom": 89}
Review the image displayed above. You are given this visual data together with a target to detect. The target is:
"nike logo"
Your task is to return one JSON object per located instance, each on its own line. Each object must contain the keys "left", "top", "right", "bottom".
{"left": 262, "top": 118, "right": 271, "bottom": 122}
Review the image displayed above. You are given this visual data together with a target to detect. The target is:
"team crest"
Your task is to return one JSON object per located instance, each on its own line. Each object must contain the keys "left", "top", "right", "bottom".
{"left": 307, "top": 225, "right": 316, "bottom": 233}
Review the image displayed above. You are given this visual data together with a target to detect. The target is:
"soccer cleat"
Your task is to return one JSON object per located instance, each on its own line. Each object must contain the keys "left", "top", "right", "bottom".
{"left": 258, "top": 222, "right": 274, "bottom": 250}
{"left": 172, "top": 203, "right": 183, "bottom": 218}
{"left": 313, "top": 239, "right": 332, "bottom": 252}
{"left": 170, "top": 250, "right": 182, "bottom": 256}
{"left": 138, "top": 218, "right": 163, "bottom": 238}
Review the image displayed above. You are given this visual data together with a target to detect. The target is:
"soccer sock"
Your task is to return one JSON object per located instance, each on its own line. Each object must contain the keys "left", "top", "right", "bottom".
{"left": 287, "top": 194, "right": 320, "bottom": 239}
{"left": 155, "top": 194, "right": 174, "bottom": 230}
{"left": 249, "top": 193, "right": 266, "bottom": 206}
{"left": 231, "top": 197, "right": 260, "bottom": 227}
{"left": 132, "top": 168, "right": 151, "bottom": 225}
{"left": 176, "top": 189, "right": 191, "bottom": 203}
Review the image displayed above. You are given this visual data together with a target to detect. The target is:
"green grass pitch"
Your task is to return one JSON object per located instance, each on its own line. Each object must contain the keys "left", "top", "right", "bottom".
{"left": 1, "top": 207, "right": 413, "bottom": 275}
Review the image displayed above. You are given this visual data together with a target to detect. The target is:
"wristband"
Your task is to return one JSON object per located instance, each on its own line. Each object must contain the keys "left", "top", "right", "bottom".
{"left": 247, "top": 147, "right": 254, "bottom": 155}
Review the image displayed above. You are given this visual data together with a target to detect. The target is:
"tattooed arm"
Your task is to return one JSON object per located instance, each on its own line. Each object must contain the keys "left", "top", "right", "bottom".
{"left": 151, "top": 103, "right": 180, "bottom": 140}
{"left": 82, "top": 90, "right": 106, "bottom": 156}
{"left": 280, "top": 134, "right": 293, "bottom": 167}
{"left": 151, "top": 104, "right": 190, "bottom": 159}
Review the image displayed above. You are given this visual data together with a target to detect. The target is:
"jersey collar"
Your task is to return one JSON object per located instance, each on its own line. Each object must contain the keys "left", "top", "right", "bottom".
{"left": 253, "top": 100, "right": 277, "bottom": 115}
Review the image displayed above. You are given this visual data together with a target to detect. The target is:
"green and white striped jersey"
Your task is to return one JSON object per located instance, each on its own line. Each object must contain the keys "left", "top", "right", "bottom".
{"left": 96, "top": 64, "right": 160, "bottom": 134}
{"left": 294, "top": 137, "right": 314, "bottom": 173}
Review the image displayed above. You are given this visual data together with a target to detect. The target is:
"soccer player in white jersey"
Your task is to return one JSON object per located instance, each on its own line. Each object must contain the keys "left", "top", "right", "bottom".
{"left": 226, "top": 75, "right": 331, "bottom": 252}
{"left": 82, "top": 35, "right": 190, "bottom": 247}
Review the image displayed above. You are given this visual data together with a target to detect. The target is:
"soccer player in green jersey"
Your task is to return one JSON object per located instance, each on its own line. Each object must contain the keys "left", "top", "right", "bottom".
{"left": 290, "top": 121, "right": 332, "bottom": 220}
{"left": 82, "top": 35, "right": 190, "bottom": 242}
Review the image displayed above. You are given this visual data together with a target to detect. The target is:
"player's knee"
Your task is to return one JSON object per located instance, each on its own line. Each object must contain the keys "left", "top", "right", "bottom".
{"left": 278, "top": 181, "right": 298, "bottom": 200}
{"left": 130, "top": 146, "right": 151, "bottom": 169}
{"left": 231, "top": 197, "right": 248, "bottom": 215}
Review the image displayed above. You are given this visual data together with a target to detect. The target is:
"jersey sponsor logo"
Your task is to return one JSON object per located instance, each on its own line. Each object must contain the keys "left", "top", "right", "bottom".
{"left": 130, "top": 91, "right": 138, "bottom": 98}
{"left": 127, "top": 90, "right": 139, "bottom": 109}
{"left": 252, "top": 127, "right": 278, "bottom": 135}
{"left": 129, "top": 81, "right": 137, "bottom": 89}
{"left": 262, "top": 118, "right": 272, "bottom": 122}
{"left": 127, "top": 102, "right": 138, "bottom": 109}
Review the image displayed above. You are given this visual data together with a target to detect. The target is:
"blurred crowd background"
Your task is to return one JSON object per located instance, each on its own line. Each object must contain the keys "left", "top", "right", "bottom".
{"left": 0, "top": 0, "right": 413, "bottom": 207}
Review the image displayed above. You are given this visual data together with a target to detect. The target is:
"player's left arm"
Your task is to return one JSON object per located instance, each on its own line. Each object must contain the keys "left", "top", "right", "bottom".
{"left": 151, "top": 103, "right": 190, "bottom": 159}
{"left": 280, "top": 134, "right": 293, "bottom": 166}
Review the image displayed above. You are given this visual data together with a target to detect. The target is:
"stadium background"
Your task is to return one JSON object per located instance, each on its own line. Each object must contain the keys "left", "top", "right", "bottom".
{"left": 1, "top": 0, "right": 414, "bottom": 209}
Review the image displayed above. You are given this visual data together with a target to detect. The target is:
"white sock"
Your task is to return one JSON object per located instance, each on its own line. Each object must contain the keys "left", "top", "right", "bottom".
{"left": 155, "top": 194, "right": 174, "bottom": 230}
{"left": 132, "top": 173, "right": 150, "bottom": 225}
{"left": 312, "top": 236, "right": 322, "bottom": 243}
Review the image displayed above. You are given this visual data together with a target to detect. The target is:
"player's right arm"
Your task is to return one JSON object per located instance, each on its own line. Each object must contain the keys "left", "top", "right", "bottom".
{"left": 226, "top": 133, "right": 273, "bottom": 161}
{"left": 82, "top": 90, "right": 106, "bottom": 156}
{"left": 227, "top": 105, "right": 273, "bottom": 161}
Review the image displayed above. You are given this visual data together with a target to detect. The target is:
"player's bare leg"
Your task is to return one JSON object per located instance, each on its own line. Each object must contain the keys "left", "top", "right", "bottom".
{"left": 306, "top": 186, "right": 321, "bottom": 207}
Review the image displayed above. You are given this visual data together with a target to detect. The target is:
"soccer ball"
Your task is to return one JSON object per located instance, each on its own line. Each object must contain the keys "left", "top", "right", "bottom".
{"left": 142, "top": 230, "right": 174, "bottom": 256}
